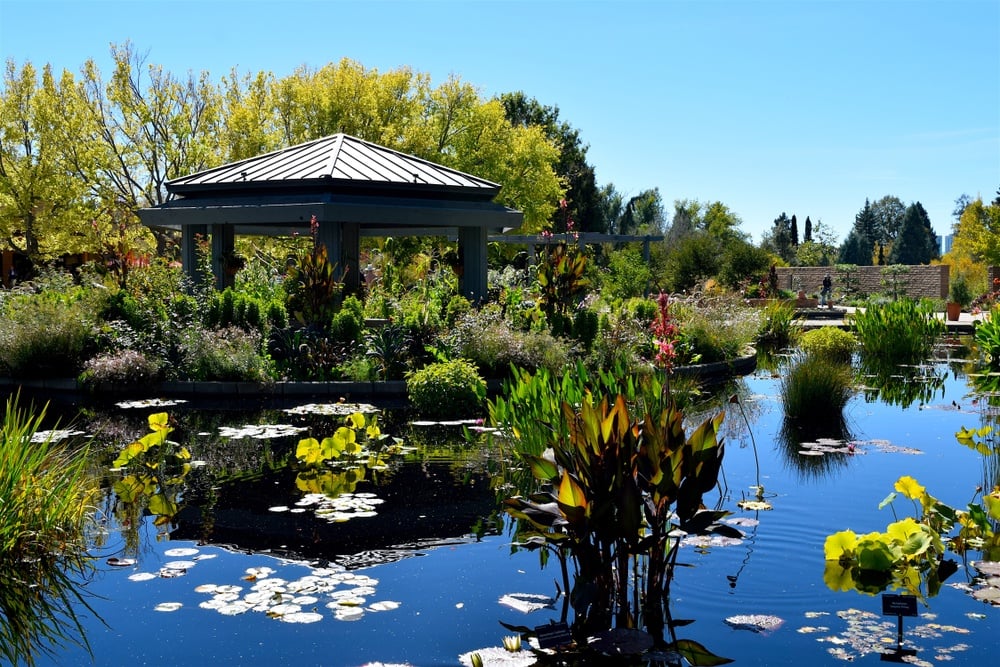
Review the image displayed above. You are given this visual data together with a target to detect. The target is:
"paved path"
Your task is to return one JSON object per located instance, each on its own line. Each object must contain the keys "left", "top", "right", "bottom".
{"left": 797, "top": 306, "right": 983, "bottom": 333}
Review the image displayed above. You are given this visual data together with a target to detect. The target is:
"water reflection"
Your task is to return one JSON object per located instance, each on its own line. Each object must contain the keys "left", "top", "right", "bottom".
{"left": 775, "top": 416, "right": 854, "bottom": 480}
{"left": 857, "top": 360, "right": 946, "bottom": 408}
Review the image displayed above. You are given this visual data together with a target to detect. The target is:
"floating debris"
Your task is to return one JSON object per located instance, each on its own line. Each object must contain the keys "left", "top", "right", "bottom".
{"left": 30, "top": 428, "right": 87, "bottom": 443}
{"left": 737, "top": 500, "right": 773, "bottom": 511}
{"left": 498, "top": 592, "right": 556, "bottom": 614}
{"left": 154, "top": 602, "right": 183, "bottom": 612}
{"left": 218, "top": 424, "right": 307, "bottom": 439}
{"left": 681, "top": 534, "right": 744, "bottom": 549}
{"left": 116, "top": 398, "right": 187, "bottom": 409}
{"left": 164, "top": 548, "right": 199, "bottom": 557}
{"left": 284, "top": 402, "right": 378, "bottom": 416}
{"left": 724, "top": 614, "right": 784, "bottom": 633}
{"left": 107, "top": 557, "right": 136, "bottom": 567}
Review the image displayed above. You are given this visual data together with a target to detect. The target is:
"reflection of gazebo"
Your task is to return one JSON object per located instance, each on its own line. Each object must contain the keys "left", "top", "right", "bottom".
{"left": 138, "top": 134, "right": 523, "bottom": 301}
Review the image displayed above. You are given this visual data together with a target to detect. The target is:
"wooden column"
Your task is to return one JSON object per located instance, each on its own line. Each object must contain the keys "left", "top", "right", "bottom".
{"left": 182, "top": 225, "right": 207, "bottom": 288}
{"left": 209, "top": 223, "right": 235, "bottom": 290}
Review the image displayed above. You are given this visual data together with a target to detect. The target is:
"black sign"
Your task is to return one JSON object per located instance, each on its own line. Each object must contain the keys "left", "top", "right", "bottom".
{"left": 535, "top": 621, "right": 573, "bottom": 649}
{"left": 881, "top": 593, "right": 918, "bottom": 617}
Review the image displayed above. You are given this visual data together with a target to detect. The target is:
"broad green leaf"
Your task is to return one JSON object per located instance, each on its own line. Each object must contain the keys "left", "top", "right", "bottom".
{"left": 148, "top": 494, "right": 178, "bottom": 517}
{"left": 856, "top": 534, "right": 897, "bottom": 571}
{"left": 526, "top": 454, "right": 558, "bottom": 481}
{"left": 822, "top": 561, "right": 856, "bottom": 592}
{"left": 878, "top": 491, "right": 897, "bottom": 510}
{"left": 885, "top": 517, "right": 921, "bottom": 543}
{"left": 985, "top": 494, "right": 1000, "bottom": 521}
{"left": 346, "top": 412, "right": 365, "bottom": 429}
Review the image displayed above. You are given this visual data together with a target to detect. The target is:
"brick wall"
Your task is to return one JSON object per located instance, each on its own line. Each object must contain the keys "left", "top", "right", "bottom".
{"left": 774, "top": 265, "right": 948, "bottom": 299}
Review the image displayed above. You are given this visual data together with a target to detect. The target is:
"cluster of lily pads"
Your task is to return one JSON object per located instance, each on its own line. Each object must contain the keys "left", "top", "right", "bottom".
{"left": 270, "top": 491, "right": 385, "bottom": 523}
{"left": 121, "top": 545, "right": 401, "bottom": 624}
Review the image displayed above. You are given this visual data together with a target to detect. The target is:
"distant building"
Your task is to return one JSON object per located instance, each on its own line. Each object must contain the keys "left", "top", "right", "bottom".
{"left": 939, "top": 234, "right": 954, "bottom": 255}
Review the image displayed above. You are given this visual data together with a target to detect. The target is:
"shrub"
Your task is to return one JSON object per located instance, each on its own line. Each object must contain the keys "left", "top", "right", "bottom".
{"left": 603, "top": 246, "right": 652, "bottom": 300}
{"left": 406, "top": 359, "right": 486, "bottom": 419}
{"left": 671, "top": 294, "right": 761, "bottom": 364}
{"left": 445, "top": 309, "right": 570, "bottom": 377}
{"left": 180, "top": 326, "right": 272, "bottom": 382}
{"left": 0, "top": 293, "right": 97, "bottom": 378}
{"left": 330, "top": 308, "right": 363, "bottom": 345}
{"left": 781, "top": 355, "right": 854, "bottom": 423}
{"left": 799, "top": 327, "right": 855, "bottom": 364}
{"left": 80, "top": 349, "right": 162, "bottom": 389}
{"left": 572, "top": 308, "right": 600, "bottom": 352}
{"left": 755, "top": 300, "right": 800, "bottom": 349}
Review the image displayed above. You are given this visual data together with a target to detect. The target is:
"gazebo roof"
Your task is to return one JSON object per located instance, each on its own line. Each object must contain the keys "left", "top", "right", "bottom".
{"left": 167, "top": 133, "right": 502, "bottom": 199}
{"left": 139, "top": 133, "right": 521, "bottom": 235}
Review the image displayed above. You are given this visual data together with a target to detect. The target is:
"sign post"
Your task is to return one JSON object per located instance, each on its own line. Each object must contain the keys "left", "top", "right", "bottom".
{"left": 880, "top": 594, "right": 918, "bottom": 662}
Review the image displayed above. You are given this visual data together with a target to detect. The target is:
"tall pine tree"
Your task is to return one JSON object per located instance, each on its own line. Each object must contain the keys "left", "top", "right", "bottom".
{"left": 888, "top": 202, "right": 938, "bottom": 264}
{"left": 804, "top": 216, "right": 813, "bottom": 243}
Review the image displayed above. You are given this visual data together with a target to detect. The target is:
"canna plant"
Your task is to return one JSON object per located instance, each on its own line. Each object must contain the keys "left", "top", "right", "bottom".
{"left": 536, "top": 241, "right": 589, "bottom": 335}
{"left": 496, "top": 369, "right": 734, "bottom": 662}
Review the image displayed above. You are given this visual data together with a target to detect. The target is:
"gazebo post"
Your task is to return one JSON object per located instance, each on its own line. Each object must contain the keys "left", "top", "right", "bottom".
{"left": 460, "top": 225, "right": 488, "bottom": 303}
{"left": 210, "top": 223, "right": 235, "bottom": 290}
{"left": 182, "top": 224, "right": 207, "bottom": 287}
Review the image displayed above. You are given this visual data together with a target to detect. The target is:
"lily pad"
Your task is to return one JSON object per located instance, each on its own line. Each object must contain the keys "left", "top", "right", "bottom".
{"left": 498, "top": 592, "right": 556, "bottom": 614}
{"left": 724, "top": 614, "right": 784, "bottom": 633}
{"left": 154, "top": 602, "right": 183, "bottom": 612}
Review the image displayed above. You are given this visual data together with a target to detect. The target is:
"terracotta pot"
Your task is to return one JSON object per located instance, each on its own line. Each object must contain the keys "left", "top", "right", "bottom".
{"left": 946, "top": 302, "right": 961, "bottom": 321}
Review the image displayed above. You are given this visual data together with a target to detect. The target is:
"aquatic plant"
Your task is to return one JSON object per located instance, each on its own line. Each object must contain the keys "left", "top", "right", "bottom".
{"left": 823, "top": 474, "right": 1000, "bottom": 600}
{"left": 495, "top": 367, "right": 733, "bottom": 662}
{"left": 1, "top": 394, "right": 99, "bottom": 665}
{"left": 780, "top": 354, "right": 854, "bottom": 423}
{"left": 754, "top": 299, "right": 800, "bottom": 350}
{"left": 850, "top": 298, "right": 944, "bottom": 367}
{"left": 974, "top": 305, "right": 1000, "bottom": 367}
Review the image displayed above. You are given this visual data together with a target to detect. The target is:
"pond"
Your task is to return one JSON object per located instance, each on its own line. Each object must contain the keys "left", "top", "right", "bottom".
{"left": 6, "top": 344, "right": 1000, "bottom": 667}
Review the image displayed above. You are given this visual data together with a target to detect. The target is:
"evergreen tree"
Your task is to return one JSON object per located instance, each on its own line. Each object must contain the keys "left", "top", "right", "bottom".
{"left": 844, "top": 199, "right": 876, "bottom": 265}
{"left": 761, "top": 212, "right": 795, "bottom": 264}
{"left": 837, "top": 228, "right": 870, "bottom": 265}
{"left": 804, "top": 216, "right": 813, "bottom": 243}
{"left": 790, "top": 214, "right": 799, "bottom": 246}
{"left": 888, "top": 202, "right": 938, "bottom": 264}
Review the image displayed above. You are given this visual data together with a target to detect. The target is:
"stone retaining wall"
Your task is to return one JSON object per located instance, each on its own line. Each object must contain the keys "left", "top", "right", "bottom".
{"left": 774, "top": 265, "right": 948, "bottom": 300}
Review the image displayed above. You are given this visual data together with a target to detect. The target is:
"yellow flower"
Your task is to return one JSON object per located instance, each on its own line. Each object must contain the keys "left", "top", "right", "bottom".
{"left": 894, "top": 475, "right": 926, "bottom": 501}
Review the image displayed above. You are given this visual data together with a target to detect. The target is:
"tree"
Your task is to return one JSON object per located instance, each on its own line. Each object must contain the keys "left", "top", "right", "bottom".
{"left": 870, "top": 195, "right": 906, "bottom": 247}
{"left": 501, "top": 92, "right": 601, "bottom": 233}
{"left": 790, "top": 214, "right": 799, "bottom": 247}
{"left": 838, "top": 200, "right": 876, "bottom": 265}
{"left": 888, "top": 202, "right": 938, "bottom": 265}
{"left": 953, "top": 193, "right": 973, "bottom": 222}
{"left": 950, "top": 196, "right": 1000, "bottom": 265}
{"left": 0, "top": 60, "right": 96, "bottom": 260}
{"left": 701, "top": 201, "right": 746, "bottom": 244}
{"left": 618, "top": 188, "right": 664, "bottom": 236}
{"left": 795, "top": 220, "right": 838, "bottom": 266}
{"left": 804, "top": 215, "right": 812, "bottom": 243}
{"left": 760, "top": 212, "right": 795, "bottom": 264}
{"left": 594, "top": 183, "right": 625, "bottom": 237}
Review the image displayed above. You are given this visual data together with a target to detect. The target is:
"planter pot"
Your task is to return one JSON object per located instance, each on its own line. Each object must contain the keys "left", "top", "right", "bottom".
{"left": 946, "top": 302, "right": 962, "bottom": 321}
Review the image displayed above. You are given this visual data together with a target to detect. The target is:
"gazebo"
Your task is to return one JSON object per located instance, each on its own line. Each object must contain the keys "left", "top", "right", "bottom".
{"left": 138, "top": 134, "right": 523, "bottom": 301}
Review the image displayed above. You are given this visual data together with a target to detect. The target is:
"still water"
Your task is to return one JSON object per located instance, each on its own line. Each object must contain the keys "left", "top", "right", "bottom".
{"left": 15, "top": 352, "right": 1000, "bottom": 666}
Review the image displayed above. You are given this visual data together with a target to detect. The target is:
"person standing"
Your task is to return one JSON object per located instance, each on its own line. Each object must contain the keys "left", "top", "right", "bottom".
{"left": 820, "top": 274, "right": 832, "bottom": 308}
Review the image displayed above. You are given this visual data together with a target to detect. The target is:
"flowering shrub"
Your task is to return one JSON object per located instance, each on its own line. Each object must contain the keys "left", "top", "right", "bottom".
{"left": 650, "top": 292, "right": 678, "bottom": 371}
{"left": 80, "top": 350, "right": 162, "bottom": 388}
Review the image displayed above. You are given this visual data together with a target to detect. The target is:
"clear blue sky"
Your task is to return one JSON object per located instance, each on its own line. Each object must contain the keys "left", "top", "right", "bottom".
{"left": 2, "top": 0, "right": 998, "bottom": 243}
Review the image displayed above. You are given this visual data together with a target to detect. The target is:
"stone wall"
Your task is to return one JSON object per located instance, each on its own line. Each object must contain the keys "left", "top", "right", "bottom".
{"left": 774, "top": 265, "right": 949, "bottom": 300}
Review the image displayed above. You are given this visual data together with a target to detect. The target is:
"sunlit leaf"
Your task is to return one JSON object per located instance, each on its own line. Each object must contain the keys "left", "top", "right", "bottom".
{"left": 894, "top": 475, "right": 925, "bottom": 501}
{"left": 557, "top": 472, "right": 587, "bottom": 511}
{"left": 824, "top": 530, "right": 858, "bottom": 562}
{"left": 822, "top": 562, "right": 855, "bottom": 592}
{"left": 346, "top": 412, "right": 365, "bottom": 429}
{"left": 671, "top": 638, "right": 734, "bottom": 665}
{"left": 148, "top": 412, "right": 171, "bottom": 432}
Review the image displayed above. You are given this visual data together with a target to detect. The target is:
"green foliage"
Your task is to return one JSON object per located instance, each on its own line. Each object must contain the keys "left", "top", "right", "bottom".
{"left": 536, "top": 242, "right": 589, "bottom": 322}
{"left": 0, "top": 393, "right": 98, "bottom": 665}
{"left": 493, "top": 364, "right": 732, "bottom": 647}
{"left": 949, "top": 274, "right": 972, "bottom": 308}
{"left": 822, "top": 475, "right": 994, "bottom": 599}
{"left": 0, "top": 289, "right": 98, "bottom": 377}
{"left": 444, "top": 294, "right": 472, "bottom": 327}
{"left": 180, "top": 326, "right": 273, "bottom": 382}
{"left": 799, "top": 327, "right": 855, "bottom": 363}
{"left": 295, "top": 412, "right": 395, "bottom": 467}
{"left": 602, "top": 245, "right": 651, "bottom": 299}
{"left": 625, "top": 296, "right": 658, "bottom": 326}
{"left": 444, "top": 309, "right": 570, "bottom": 378}
{"left": 755, "top": 300, "right": 800, "bottom": 349}
{"left": 330, "top": 308, "right": 363, "bottom": 345}
{"left": 364, "top": 323, "right": 412, "bottom": 381}
{"left": 850, "top": 299, "right": 944, "bottom": 366}
{"left": 284, "top": 241, "right": 345, "bottom": 329}
{"left": 406, "top": 359, "right": 486, "bottom": 419}
{"left": 671, "top": 295, "right": 760, "bottom": 365}
{"left": 974, "top": 305, "right": 1000, "bottom": 367}
{"left": 662, "top": 232, "right": 721, "bottom": 292}
{"left": 781, "top": 354, "right": 854, "bottom": 422}
{"left": 206, "top": 287, "right": 284, "bottom": 337}
{"left": 879, "top": 264, "right": 910, "bottom": 300}
{"left": 718, "top": 239, "right": 773, "bottom": 290}
{"left": 571, "top": 307, "right": 600, "bottom": 352}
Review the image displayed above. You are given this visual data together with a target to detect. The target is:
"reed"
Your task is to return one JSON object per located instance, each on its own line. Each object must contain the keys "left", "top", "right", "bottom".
{"left": 781, "top": 355, "right": 854, "bottom": 423}
{"left": 1, "top": 392, "right": 99, "bottom": 665}
{"left": 850, "top": 299, "right": 944, "bottom": 366}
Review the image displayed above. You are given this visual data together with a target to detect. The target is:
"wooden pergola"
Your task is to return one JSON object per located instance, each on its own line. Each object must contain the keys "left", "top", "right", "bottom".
{"left": 138, "top": 134, "right": 523, "bottom": 301}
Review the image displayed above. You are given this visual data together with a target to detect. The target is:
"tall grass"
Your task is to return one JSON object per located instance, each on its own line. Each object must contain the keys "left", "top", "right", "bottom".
{"left": 781, "top": 355, "right": 854, "bottom": 424}
{"left": 1, "top": 393, "right": 99, "bottom": 665}
{"left": 850, "top": 298, "right": 944, "bottom": 366}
